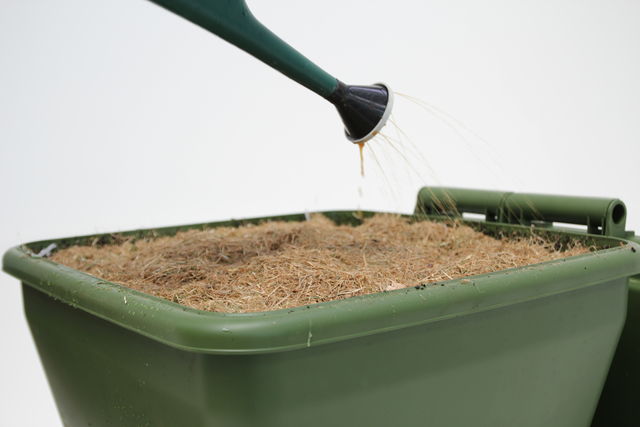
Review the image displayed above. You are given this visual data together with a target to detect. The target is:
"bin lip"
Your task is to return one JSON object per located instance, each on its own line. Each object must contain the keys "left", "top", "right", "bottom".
{"left": 4, "top": 211, "right": 640, "bottom": 355}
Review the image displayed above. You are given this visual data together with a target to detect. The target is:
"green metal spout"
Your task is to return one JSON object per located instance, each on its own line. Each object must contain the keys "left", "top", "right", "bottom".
{"left": 147, "top": 0, "right": 393, "bottom": 143}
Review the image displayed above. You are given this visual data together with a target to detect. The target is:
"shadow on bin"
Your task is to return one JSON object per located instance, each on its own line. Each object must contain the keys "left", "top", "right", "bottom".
{"left": 592, "top": 276, "right": 640, "bottom": 426}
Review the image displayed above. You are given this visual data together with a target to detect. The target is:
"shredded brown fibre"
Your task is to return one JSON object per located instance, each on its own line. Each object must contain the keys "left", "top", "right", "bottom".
{"left": 51, "top": 215, "right": 590, "bottom": 313}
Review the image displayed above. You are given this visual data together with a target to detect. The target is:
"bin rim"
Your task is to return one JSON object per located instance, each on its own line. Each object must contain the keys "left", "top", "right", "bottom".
{"left": 4, "top": 210, "right": 640, "bottom": 355}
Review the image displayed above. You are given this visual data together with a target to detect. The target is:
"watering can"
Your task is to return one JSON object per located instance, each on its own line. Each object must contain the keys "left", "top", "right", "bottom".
{"left": 149, "top": 0, "right": 393, "bottom": 143}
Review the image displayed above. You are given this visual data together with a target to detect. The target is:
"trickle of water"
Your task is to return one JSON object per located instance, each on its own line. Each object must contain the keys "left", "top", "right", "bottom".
{"left": 357, "top": 142, "right": 365, "bottom": 177}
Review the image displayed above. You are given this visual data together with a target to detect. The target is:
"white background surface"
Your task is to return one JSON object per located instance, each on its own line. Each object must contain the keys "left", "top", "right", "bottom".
{"left": 1, "top": 0, "right": 639, "bottom": 425}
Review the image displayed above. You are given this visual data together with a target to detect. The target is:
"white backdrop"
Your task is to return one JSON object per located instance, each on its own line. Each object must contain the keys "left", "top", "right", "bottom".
{"left": 1, "top": 0, "right": 639, "bottom": 425}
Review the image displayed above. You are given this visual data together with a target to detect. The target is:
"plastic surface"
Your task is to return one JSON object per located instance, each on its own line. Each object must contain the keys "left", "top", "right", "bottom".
{"left": 591, "top": 277, "right": 640, "bottom": 426}
{"left": 418, "top": 187, "right": 640, "bottom": 426}
{"left": 150, "top": 0, "right": 338, "bottom": 97}
{"left": 4, "top": 189, "right": 640, "bottom": 426}
{"left": 592, "top": 231, "right": 640, "bottom": 426}
{"left": 5, "top": 214, "right": 638, "bottom": 356}
{"left": 416, "top": 187, "right": 628, "bottom": 237}
{"left": 327, "top": 82, "right": 393, "bottom": 143}
{"left": 20, "top": 278, "right": 628, "bottom": 427}
{"left": 146, "top": 1, "right": 396, "bottom": 144}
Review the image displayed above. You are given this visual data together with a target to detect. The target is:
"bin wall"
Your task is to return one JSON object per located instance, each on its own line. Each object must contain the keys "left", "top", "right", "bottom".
{"left": 25, "top": 276, "right": 627, "bottom": 427}
{"left": 592, "top": 277, "right": 640, "bottom": 427}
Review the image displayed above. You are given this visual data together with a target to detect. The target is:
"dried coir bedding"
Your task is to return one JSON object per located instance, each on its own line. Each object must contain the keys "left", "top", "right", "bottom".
{"left": 51, "top": 215, "right": 589, "bottom": 313}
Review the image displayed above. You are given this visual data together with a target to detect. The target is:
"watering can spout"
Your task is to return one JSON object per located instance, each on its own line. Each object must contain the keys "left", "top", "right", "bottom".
{"left": 327, "top": 82, "right": 394, "bottom": 143}
{"left": 148, "top": 0, "right": 392, "bottom": 143}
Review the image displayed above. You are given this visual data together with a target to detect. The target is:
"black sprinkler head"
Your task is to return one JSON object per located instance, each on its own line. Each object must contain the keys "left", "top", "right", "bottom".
{"left": 327, "top": 81, "right": 394, "bottom": 143}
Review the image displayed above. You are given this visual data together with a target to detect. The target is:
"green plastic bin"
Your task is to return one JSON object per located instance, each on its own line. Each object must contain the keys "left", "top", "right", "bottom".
{"left": 4, "top": 188, "right": 640, "bottom": 427}
{"left": 592, "top": 256, "right": 640, "bottom": 426}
